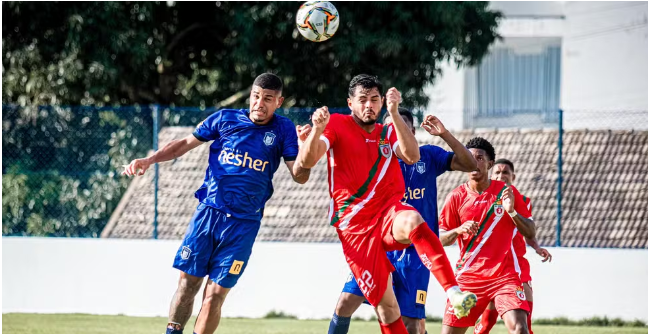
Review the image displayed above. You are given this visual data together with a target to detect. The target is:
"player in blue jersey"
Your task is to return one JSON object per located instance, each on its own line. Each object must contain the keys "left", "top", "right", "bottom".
{"left": 324, "top": 108, "right": 477, "bottom": 334}
{"left": 122, "top": 73, "right": 311, "bottom": 334}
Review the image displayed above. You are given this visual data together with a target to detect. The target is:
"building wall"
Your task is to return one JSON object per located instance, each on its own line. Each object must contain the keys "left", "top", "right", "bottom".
{"left": 424, "top": 1, "right": 648, "bottom": 130}
{"left": 3, "top": 237, "right": 648, "bottom": 322}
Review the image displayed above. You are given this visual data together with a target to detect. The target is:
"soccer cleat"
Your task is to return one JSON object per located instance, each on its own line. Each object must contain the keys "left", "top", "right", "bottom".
{"left": 449, "top": 290, "right": 477, "bottom": 319}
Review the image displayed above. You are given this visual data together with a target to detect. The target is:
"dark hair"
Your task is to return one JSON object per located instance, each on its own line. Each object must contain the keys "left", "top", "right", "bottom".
{"left": 466, "top": 137, "right": 496, "bottom": 161}
{"left": 494, "top": 158, "right": 515, "bottom": 172}
{"left": 348, "top": 74, "right": 383, "bottom": 97}
{"left": 253, "top": 73, "right": 283, "bottom": 92}
{"left": 383, "top": 107, "right": 414, "bottom": 126}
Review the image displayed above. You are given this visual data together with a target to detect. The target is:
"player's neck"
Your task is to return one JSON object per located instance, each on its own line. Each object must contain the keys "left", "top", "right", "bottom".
{"left": 467, "top": 178, "right": 491, "bottom": 194}
{"left": 351, "top": 114, "right": 376, "bottom": 133}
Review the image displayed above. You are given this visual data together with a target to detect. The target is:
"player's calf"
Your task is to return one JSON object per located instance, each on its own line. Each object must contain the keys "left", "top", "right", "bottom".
{"left": 167, "top": 272, "right": 204, "bottom": 334}
{"left": 193, "top": 280, "right": 231, "bottom": 334}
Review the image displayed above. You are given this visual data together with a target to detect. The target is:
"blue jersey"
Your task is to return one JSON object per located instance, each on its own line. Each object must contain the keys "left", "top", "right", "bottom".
{"left": 192, "top": 109, "right": 299, "bottom": 221}
{"left": 400, "top": 145, "right": 454, "bottom": 235}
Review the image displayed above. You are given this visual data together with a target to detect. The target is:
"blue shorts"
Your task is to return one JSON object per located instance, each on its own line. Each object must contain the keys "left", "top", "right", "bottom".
{"left": 173, "top": 203, "right": 260, "bottom": 288}
{"left": 342, "top": 245, "right": 430, "bottom": 319}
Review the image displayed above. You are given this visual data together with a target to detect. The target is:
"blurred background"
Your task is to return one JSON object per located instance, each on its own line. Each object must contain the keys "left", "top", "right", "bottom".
{"left": 2, "top": 1, "right": 648, "bottom": 333}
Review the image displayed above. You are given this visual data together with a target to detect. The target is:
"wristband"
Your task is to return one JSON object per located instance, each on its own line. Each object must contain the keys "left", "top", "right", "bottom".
{"left": 508, "top": 210, "right": 518, "bottom": 218}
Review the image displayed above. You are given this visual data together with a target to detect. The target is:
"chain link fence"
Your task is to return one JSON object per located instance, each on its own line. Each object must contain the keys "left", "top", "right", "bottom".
{"left": 3, "top": 105, "right": 647, "bottom": 247}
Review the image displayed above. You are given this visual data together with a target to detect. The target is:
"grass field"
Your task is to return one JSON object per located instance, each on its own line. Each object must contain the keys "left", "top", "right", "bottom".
{"left": 3, "top": 314, "right": 648, "bottom": 334}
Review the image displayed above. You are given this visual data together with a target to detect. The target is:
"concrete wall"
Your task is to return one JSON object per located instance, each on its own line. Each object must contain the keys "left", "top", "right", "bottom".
{"left": 3, "top": 237, "right": 648, "bottom": 322}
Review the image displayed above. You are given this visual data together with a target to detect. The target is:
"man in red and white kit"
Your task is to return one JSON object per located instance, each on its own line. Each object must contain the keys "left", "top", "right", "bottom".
{"left": 439, "top": 137, "right": 536, "bottom": 334}
{"left": 294, "top": 74, "right": 477, "bottom": 333}
{"left": 474, "top": 159, "right": 553, "bottom": 334}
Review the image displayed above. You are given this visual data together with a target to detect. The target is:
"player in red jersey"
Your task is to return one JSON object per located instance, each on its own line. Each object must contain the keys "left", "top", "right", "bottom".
{"left": 473, "top": 159, "right": 553, "bottom": 334}
{"left": 438, "top": 137, "right": 536, "bottom": 334}
{"left": 294, "top": 74, "right": 477, "bottom": 334}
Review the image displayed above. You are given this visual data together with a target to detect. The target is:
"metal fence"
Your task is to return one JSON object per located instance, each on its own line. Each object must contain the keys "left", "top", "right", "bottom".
{"left": 3, "top": 105, "right": 647, "bottom": 247}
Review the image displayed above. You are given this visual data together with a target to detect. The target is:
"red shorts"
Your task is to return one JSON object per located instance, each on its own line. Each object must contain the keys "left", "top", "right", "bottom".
{"left": 443, "top": 273, "right": 530, "bottom": 327}
{"left": 337, "top": 201, "right": 418, "bottom": 306}
{"left": 517, "top": 255, "right": 532, "bottom": 283}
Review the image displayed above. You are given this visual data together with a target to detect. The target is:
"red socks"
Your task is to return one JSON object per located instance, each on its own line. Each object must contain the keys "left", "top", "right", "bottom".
{"left": 474, "top": 308, "right": 499, "bottom": 334}
{"left": 527, "top": 301, "right": 534, "bottom": 334}
{"left": 409, "top": 223, "right": 458, "bottom": 291}
{"left": 380, "top": 317, "right": 408, "bottom": 334}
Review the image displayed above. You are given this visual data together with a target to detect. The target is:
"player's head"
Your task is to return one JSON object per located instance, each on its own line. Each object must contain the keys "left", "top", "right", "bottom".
{"left": 347, "top": 74, "right": 384, "bottom": 125}
{"left": 249, "top": 73, "right": 284, "bottom": 125}
{"left": 465, "top": 137, "right": 496, "bottom": 182}
{"left": 383, "top": 107, "right": 415, "bottom": 135}
{"left": 492, "top": 158, "right": 516, "bottom": 185}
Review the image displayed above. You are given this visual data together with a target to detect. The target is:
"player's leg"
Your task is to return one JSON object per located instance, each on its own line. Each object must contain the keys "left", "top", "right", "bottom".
{"left": 441, "top": 287, "right": 489, "bottom": 334}
{"left": 375, "top": 274, "right": 409, "bottom": 334}
{"left": 167, "top": 204, "right": 216, "bottom": 334}
{"left": 328, "top": 275, "right": 366, "bottom": 334}
{"left": 500, "top": 310, "right": 529, "bottom": 334}
{"left": 196, "top": 215, "right": 261, "bottom": 334}
{"left": 418, "top": 319, "right": 426, "bottom": 334}
{"left": 192, "top": 280, "right": 231, "bottom": 334}
{"left": 389, "top": 207, "right": 476, "bottom": 318}
{"left": 523, "top": 282, "right": 533, "bottom": 334}
{"left": 441, "top": 326, "right": 470, "bottom": 334}
{"left": 390, "top": 247, "right": 428, "bottom": 334}
{"left": 473, "top": 302, "right": 498, "bottom": 334}
{"left": 167, "top": 272, "right": 204, "bottom": 333}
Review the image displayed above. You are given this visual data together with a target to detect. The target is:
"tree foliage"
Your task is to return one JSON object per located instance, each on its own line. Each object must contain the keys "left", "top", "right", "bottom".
{"left": 2, "top": 1, "right": 500, "bottom": 237}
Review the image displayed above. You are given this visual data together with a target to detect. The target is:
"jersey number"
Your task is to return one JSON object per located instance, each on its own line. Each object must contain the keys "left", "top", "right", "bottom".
{"left": 357, "top": 270, "right": 374, "bottom": 295}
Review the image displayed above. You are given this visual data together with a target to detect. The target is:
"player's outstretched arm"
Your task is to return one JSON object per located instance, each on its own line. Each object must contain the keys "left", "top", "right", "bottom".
{"left": 386, "top": 88, "right": 419, "bottom": 164}
{"left": 295, "top": 107, "right": 329, "bottom": 170}
{"left": 122, "top": 134, "right": 203, "bottom": 176}
{"left": 421, "top": 115, "right": 477, "bottom": 172}
{"left": 502, "top": 187, "right": 536, "bottom": 239}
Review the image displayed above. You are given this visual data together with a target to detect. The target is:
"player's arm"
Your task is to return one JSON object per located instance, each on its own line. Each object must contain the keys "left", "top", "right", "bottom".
{"left": 295, "top": 107, "right": 329, "bottom": 170}
{"left": 421, "top": 115, "right": 476, "bottom": 172}
{"left": 440, "top": 221, "right": 479, "bottom": 246}
{"left": 525, "top": 236, "right": 553, "bottom": 262}
{"left": 281, "top": 124, "right": 312, "bottom": 184}
{"left": 122, "top": 134, "right": 203, "bottom": 176}
{"left": 502, "top": 186, "right": 536, "bottom": 239}
{"left": 386, "top": 88, "right": 419, "bottom": 165}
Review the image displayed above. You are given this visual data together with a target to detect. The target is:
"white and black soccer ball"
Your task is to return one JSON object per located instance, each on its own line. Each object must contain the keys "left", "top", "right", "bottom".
{"left": 296, "top": 1, "right": 339, "bottom": 42}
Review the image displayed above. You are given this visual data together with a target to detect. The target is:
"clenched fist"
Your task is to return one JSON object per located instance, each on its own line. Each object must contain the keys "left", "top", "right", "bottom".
{"left": 312, "top": 106, "right": 330, "bottom": 132}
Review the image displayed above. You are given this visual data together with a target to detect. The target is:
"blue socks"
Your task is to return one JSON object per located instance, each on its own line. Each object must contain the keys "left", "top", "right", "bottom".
{"left": 328, "top": 313, "right": 351, "bottom": 334}
{"left": 166, "top": 324, "right": 182, "bottom": 334}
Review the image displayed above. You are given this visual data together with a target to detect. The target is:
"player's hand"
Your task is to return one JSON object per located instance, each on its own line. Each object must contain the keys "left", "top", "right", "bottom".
{"left": 421, "top": 115, "right": 448, "bottom": 136}
{"left": 456, "top": 220, "right": 479, "bottom": 237}
{"left": 312, "top": 106, "right": 330, "bottom": 132}
{"left": 502, "top": 186, "right": 516, "bottom": 213}
{"left": 122, "top": 158, "right": 152, "bottom": 176}
{"left": 385, "top": 87, "right": 401, "bottom": 113}
{"left": 536, "top": 247, "right": 553, "bottom": 262}
{"left": 296, "top": 124, "right": 312, "bottom": 144}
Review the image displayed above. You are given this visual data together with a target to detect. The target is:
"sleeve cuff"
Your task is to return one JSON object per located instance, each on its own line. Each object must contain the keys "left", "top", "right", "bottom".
{"left": 445, "top": 152, "right": 455, "bottom": 171}
{"left": 193, "top": 131, "right": 210, "bottom": 142}
{"left": 283, "top": 156, "right": 297, "bottom": 162}
{"left": 320, "top": 135, "right": 331, "bottom": 151}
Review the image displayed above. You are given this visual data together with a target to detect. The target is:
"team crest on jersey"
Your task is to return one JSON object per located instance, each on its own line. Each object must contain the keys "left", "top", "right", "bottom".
{"left": 378, "top": 139, "right": 392, "bottom": 158}
{"left": 416, "top": 161, "right": 426, "bottom": 174}
{"left": 494, "top": 199, "right": 504, "bottom": 217}
{"left": 263, "top": 132, "right": 276, "bottom": 146}
{"left": 180, "top": 246, "right": 191, "bottom": 260}
{"left": 515, "top": 286, "right": 527, "bottom": 300}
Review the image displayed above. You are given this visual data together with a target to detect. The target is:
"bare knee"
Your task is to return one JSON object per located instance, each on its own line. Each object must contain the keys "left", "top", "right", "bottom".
{"left": 393, "top": 211, "right": 424, "bottom": 242}
{"left": 502, "top": 310, "right": 529, "bottom": 334}
{"left": 335, "top": 293, "right": 365, "bottom": 317}
{"left": 375, "top": 299, "right": 400, "bottom": 324}
{"left": 177, "top": 273, "right": 203, "bottom": 298}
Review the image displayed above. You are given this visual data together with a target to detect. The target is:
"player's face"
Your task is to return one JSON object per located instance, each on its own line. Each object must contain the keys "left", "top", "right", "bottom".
{"left": 492, "top": 163, "right": 515, "bottom": 185}
{"left": 249, "top": 86, "right": 284, "bottom": 125}
{"left": 468, "top": 148, "right": 494, "bottom": 181}
{"left": 347, "top": 87, "right": 384, "bottom": 125}
{"left": 383, "top": 116, "right": 415, "bottom": 135}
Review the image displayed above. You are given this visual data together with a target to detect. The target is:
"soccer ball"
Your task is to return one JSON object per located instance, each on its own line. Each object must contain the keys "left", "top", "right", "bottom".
{"left": 296, "top": 1, "right": 340, "bottom": 42}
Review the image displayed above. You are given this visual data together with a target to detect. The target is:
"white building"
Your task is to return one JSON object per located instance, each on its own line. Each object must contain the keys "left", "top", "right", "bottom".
{"left": 426, "top": 1, "right": 648, "bottom": 130}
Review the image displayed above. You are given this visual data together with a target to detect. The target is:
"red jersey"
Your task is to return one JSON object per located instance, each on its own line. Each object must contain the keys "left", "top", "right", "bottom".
{"left": 511, "top": 195, "right": 533, "bottom": 281}
{"left": 439, "top": 180, "right": 532, "bottom": 282}
{"left": 321, "top": 113, "right": 405, "bottom": 233}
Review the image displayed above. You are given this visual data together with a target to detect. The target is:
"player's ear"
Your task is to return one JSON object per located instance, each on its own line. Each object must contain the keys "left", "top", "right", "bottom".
{"left": 487, "top": 160, "right": 494, "bottom": 170}
{"left": 347, "top": 97, "right": 352, "bottom": 110}
{"left": 512, "top": 173, "right": 516, "bottom": 182}
{"left": 276, "top": 96, "right": 284, "bottom": 108}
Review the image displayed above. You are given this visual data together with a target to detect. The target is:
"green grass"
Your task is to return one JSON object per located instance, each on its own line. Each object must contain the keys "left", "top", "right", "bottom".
{"left": 3, "top": 314, "right": 648, "bottom": 334}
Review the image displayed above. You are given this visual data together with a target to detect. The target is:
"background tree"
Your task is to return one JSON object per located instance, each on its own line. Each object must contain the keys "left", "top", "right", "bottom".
{"left": 2, "top": 1, "right": 500, "bottom": 236}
